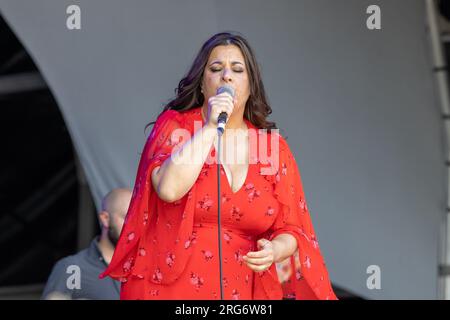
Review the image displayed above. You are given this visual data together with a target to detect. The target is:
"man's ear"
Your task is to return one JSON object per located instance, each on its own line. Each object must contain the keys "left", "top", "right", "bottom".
{"left": 98, "top": 210, "right": 110, "bottom": 229}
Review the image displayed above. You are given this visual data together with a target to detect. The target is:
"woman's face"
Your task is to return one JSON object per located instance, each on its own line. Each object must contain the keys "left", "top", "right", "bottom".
{"left": 201, "top": 44, "right": 251, "bottom": 113}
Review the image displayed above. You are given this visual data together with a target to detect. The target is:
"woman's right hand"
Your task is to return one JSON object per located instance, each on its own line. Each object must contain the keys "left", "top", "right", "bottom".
{"left": 204, "top": 92, "right": 236, "bottom": 128}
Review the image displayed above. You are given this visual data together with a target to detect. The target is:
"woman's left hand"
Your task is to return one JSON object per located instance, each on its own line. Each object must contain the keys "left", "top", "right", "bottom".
{"left": 243, "top": 238, "right": 278, "bottom": 272}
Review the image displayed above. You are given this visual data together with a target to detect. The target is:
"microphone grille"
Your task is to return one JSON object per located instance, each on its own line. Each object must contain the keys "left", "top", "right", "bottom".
{"left": 216, "top": 85, "right": 235, "bottom": 98}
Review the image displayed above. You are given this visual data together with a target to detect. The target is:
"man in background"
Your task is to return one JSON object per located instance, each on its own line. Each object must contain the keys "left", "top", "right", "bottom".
{"left": 41, "top": 188, "right": 132, "bottom": 300}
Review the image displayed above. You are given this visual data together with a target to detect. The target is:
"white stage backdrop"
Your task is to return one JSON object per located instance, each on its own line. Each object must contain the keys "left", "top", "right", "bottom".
{"left": 0, "top": 0, "right": 443, "bottom": 299}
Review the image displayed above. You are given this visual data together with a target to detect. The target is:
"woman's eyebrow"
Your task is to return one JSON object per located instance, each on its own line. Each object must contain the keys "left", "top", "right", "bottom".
{"left": 209, "top": 60, "right": 244, "bottom": 66}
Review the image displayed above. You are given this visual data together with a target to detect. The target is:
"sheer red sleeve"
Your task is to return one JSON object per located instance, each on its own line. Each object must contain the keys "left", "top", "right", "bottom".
{"left": 255, "top": 135, "right": 338, "bottom": 300}
{"left": 99, "top": 109, "right": 195, "bottom": 284}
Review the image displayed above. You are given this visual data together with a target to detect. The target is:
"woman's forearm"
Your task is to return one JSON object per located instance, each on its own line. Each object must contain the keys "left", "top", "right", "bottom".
{"left": 271, "top": 233, "right": 298, "bottom": 263}
{"left": 152, "top": 123, "right": 217, "bottom": 202}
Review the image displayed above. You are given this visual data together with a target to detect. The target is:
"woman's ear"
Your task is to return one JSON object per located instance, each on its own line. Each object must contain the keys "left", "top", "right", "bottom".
{"left": 200, "top": 77, "right": 205, "bottom": 94}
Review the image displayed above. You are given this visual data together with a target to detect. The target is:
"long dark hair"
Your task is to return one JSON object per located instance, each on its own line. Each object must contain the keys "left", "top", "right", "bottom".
{"left": 146, "top": 31, "right": 279, "bottom": 133}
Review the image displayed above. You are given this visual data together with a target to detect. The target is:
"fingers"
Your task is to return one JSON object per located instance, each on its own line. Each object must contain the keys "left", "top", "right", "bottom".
{"left": 221, "top": 92, "right": 237, "bottom": 105}
{"left": 244, "top": 255, "right": 273, "bottom": 272}
{"left": 209, "top": 99, "right": 234, "bottom": 115}
{"left": 245, "top": 249, "right": 269, "bottom": 259}
{"left": 210, "top": 93, "right": 234, "bottom": 108}
{"left": 243, "top": 249, "right": 274, "bottom": 272}
{"left": 209, "top": 93, "right": 233, "bottom": 106}
{"left": 206, "top": 93, "right": 235, "bottom": 126}
{"left": 257, "top": 238, "right": 271, "bottom": 250}
{"left": 245, "top": 263, "right": 272, "bottom": 272}
{"left": 243, "top": 255, "right": 272, "bottom": 266}
{"left": 242, "top": 238, "right": 275, "bottom": 272}
{"left": 216, "top": 91, "right": 234, "bottom": 101}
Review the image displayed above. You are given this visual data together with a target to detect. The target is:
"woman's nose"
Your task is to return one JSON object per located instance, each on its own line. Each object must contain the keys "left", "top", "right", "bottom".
{"left": 222, "top": 69, "right": 232, "bottom": 82}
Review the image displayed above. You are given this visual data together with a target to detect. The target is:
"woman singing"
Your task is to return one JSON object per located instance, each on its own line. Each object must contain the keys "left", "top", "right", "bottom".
{"left": 100, "top": 32, "right": 337, "bottom": 300}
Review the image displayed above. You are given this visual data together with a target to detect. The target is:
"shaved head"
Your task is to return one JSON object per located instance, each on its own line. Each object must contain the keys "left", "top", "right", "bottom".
{"left": 101, "top": 188, "right": 132, "bottom": 218}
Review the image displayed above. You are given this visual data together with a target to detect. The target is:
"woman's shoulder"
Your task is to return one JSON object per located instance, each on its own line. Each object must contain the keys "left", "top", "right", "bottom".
{"left": 152, "top": 109, "right": 186, "bottom": 132}
{"left": 156, "top": 108, "right": 182, "bottom": 122}
{"left": 156, "top": 107, "right": 201, "bottom": 127}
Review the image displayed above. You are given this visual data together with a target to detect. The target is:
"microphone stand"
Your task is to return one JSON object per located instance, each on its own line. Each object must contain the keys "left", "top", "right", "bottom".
{"left": 217, "top": 127, "right": 225, "bottom": 300}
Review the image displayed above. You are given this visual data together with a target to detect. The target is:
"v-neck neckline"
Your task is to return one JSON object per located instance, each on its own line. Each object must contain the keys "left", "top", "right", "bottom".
{"left": 220, "top": 154, "right": 250, "bottom": 194}
{"left": 222, "top": 162, "right": 250, "bottom": 194}
{"left": 198, "top": 106, "right": 251, "bottom": 194}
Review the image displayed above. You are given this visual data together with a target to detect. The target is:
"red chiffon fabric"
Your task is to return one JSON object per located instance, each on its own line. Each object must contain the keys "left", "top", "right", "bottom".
{"left": 99, "top": 106, "right": 337, "bottom": 300}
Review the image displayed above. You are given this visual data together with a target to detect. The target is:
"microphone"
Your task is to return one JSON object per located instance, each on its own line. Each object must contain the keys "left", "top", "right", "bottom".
{"left": 216, "top": 85, "right": 235, "bottom": 135}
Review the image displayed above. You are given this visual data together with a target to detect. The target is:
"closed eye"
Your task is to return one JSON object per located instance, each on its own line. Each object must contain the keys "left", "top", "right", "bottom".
{"left": 210, "top": 68, "right": 244, "bottom": 73}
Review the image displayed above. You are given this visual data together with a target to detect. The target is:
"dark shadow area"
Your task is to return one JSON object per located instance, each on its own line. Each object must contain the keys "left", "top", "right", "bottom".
{"left": 0, "top": 14, "right": 84, "bottom": 291}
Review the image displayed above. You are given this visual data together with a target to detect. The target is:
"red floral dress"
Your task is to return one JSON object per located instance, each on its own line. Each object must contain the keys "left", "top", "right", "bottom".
{"left": 99, "top": 106, "right": 337, "bottom": 300}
